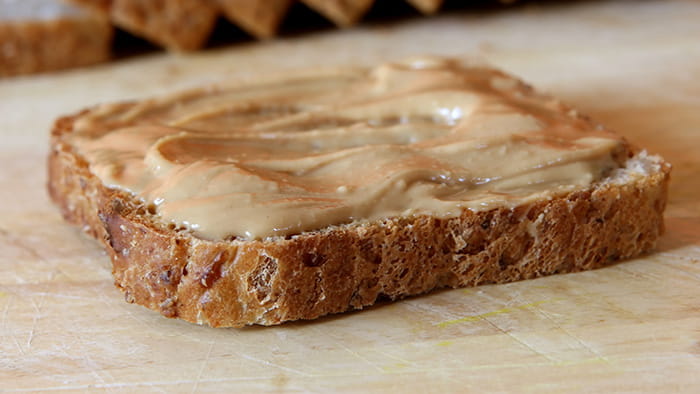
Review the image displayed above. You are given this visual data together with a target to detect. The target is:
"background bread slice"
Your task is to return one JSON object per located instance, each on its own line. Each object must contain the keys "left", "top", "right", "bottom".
{"left": 300, "top": 0, "right": 375, "bottom": 27}
{"left": 218, "top": 0, "right": 292, "bottom": 39}
{"left": 407, "top": 0, "right": 444, "bottom": 15}
{"left": 1, "top": 0, "right": 522, "bottom": 76}
{"left": 0, "top": 0, "right": 112, "bottom": 77}
{"left": 110, "top": 0, "right": 218, "bottom": 51}
{"left": 48, "top": 102, "right": 670, "bottom": 327}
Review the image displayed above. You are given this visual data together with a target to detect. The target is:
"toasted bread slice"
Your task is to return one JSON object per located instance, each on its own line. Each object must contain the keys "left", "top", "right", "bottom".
{"left": 0, "top": 0, "right": 112, "bottom": 76}
{"left": 48, "top": 58, "right": 670, "bottom": 327}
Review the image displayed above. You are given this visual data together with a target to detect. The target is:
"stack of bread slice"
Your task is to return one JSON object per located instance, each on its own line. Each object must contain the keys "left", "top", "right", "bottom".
{"left": 1, "top": 0, "right": 513, "bottom": 76}
{"left": 69, "top": 0, "right": 448, "bottom": 51}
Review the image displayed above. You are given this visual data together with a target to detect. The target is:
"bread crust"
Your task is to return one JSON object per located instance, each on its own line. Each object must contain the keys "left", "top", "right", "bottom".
{"left": 47, "top": 109, "right": 671, "bottom": 327}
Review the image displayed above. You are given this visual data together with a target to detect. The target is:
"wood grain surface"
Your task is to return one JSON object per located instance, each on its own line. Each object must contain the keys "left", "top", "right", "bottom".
{"left": 1, "top": 0, "right": 699, "bottom": 392}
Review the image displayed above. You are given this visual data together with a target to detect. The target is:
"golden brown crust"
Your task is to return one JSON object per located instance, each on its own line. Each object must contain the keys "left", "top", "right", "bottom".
{"left": 300, "top": 0, "right": 375, "bottom": 27}
{"left": 110, "top": 0, "right": 218, "bottom": 51}
{"left": 218, "top": 0, "right": 292, "bottom": 39}
{"left": 406, "top": 0, "right": 444, "bottom": 15}
{"left": 0, "top": 11, "right": 112, "bottom": 77}
{"left": 47, "top": 110, "right": 671, "bottom": 327}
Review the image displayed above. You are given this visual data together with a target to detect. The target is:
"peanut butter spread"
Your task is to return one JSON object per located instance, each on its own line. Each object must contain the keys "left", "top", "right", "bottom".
{"left": 70, "top": 57, "right": 625, "bottom": 240}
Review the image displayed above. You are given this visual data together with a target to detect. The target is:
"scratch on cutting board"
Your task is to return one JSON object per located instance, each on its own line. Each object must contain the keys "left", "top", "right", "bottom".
{"left": 435, "top": 300, "right": 556, "bottom": 328}
{"left": 1, "top": 293, "right": 9, "bottom": 325}
{"left": 380, "top": 361, "right": 466, "bottom": 388}
{"left": 382, "top": 362, "right": 410, "bottom": 373}
{"left": 237, "top": 352, "right": 312, "bottom": 377}
{"left": 17, "top": 291, "right": 94, "bottom": 301}
{"left": 482, "top": 314, "right": 559, "bottom": 362}
{"left": 308, "top": 325, "right": 386, "bottom": 374}
{"left": 336, "top": 340, "right": 385, "bottom": 374}
{"left": 552, "top": 356, "right": 609, "bottom": 366}
{"left": 191, "top": 341, "right": 215, "bottom": 394}
{"left": 26, "top": 316, "right": 36, "bottom": 349}
{"left": 372, "top": 347, "right": 419, "bottom": 374}
{"left": 25, "top": 294, "right": 45, "bottom": 350}
{"left": 527, "top": 299, "right": 612, "bottom": 364}
{"left": 371, "top": 347, "right": 414, "bottom": 365}
{"left": 4, "top": 299, "right": 28, "bottom": 356}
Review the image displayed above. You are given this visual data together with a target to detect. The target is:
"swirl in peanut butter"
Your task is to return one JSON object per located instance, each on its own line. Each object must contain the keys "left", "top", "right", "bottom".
{"left": 71, "top": 57, "right": 625, "bottom": 240}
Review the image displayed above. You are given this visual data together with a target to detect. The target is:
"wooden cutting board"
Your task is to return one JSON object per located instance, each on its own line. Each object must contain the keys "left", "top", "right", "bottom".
{"left": 2, "top": 1, "right": 699, "bottom": 391}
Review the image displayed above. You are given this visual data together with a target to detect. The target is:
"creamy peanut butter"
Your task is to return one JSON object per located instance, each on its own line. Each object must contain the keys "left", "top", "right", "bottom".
{"left": 71, "top": 57, "right": 625, "bottom": 240}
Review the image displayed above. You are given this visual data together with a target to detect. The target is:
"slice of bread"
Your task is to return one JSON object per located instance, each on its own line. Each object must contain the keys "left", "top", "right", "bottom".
{"left": 218, "top": 0, "right": 292, "bottom": 39}
{"left": 110, "top": 0, "right": 218, "bottom": 51}
{"left": 406, "top": 0, "right": 444, "bottom": 15}
{"left": 0, "top": 0, "right": 112, "bottom": 76}
{"left": 64, "top": 0, "right": 218, "bottom": 51}
{"left": 47, "top": 58, "right": 670, "bottom": 327}
{"left": 300, "top": 0, "right": 375, "bottom": 27}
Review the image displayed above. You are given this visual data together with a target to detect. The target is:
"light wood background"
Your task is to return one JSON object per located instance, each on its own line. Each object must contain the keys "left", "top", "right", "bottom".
{"left": 1, "top": 0, "right": 699, "bottom": 392}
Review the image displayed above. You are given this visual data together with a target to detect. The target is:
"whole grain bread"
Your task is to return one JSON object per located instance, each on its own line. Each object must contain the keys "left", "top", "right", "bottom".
{"left": 47, "top": 69, "right": 670, "bottom": 328}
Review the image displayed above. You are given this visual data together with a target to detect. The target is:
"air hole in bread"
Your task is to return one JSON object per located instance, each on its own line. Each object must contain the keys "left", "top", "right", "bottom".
{"left": 248, "top": 255, "right": 278, "bottom": 302}
{"left": 358, "top": 238, "right": 382, "bottom": 264}
{"left": 457, "top": 232, "right": 488, "bottom": 255}
{"left": 200, "top": 251, "right": 227, "bottom": 288}
{"left": 302, "top": 252, "right": 326, "bottom": 267}
{"left": 160, "top": 269, "right": 173, "bottom": 285}
{"left": 636, "top": 232, "right": 646, "bottom": 244}
{"left": 442, "top": 234, "right": 456, "bottom": 254}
